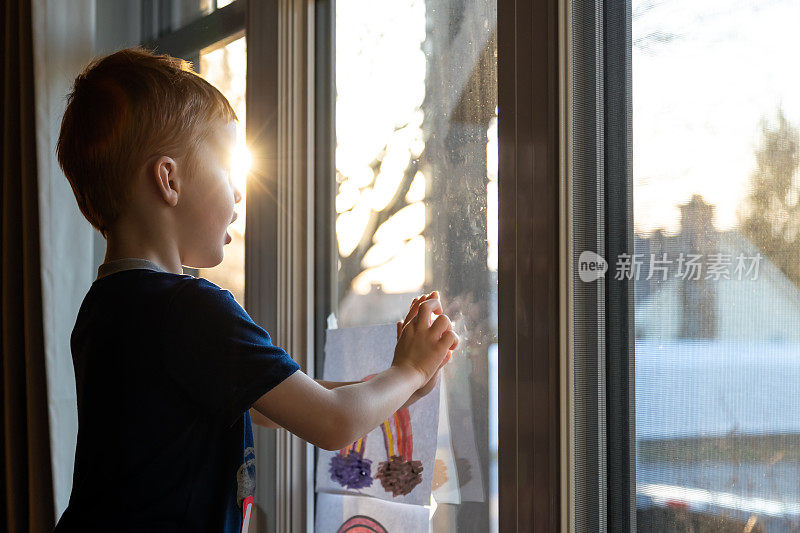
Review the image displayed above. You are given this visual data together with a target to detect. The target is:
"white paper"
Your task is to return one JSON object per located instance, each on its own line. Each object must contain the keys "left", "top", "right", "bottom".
{"left": 315, "top": 324, "right": 440, "bottom": 506}
{"left": 431, "top": 374, "right": 460, "bottom": 504}
{"left": 442, "top": 353, "right": 486, "bottom": 502}
{"left": 315, "top": 492, "right": 430, "bottom": 533}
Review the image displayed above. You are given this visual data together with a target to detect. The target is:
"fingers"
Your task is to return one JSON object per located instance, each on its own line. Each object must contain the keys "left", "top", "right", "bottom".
{"left": 430, "top": 313, "right": 452, "bottom": 339}
{"left": 403, "top": 298, "right": 421, "bottom": 325}
{"left": 415, "top": 298, "right": 443, "bottom": 327}
{"left": 448, "top": 333, "right": 459, "bottom": 351}
{"left": 437, "top": 330, "right": 459, "bottom": 352}
{"left": 402, "top": 291, "right": 437, "bottom": 326}
{"left": 438, "top": 350, "right": 452, "bottom": 369}
{"left": 403, "top": 294, "right": 428, "bottom": 324}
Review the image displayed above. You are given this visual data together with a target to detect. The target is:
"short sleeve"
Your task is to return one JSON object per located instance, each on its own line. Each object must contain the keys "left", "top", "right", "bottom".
{"left": 164, "top": 278, "right": 300, "bottom": 427}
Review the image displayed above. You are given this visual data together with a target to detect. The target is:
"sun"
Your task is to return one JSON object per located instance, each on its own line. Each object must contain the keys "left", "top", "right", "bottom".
{"left": 230, "top": 143, "right": 252, "bottom": 193}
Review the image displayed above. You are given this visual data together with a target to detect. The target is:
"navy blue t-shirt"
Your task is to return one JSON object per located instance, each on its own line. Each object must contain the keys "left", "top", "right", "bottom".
{"left": 53, "top": 268, "right": 300, "bottom": 532}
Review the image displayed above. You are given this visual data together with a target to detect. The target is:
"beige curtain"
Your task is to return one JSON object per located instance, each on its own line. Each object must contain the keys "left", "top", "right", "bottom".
{"left": 1, "top": 0, "right": 55, "bottom": 531}
{"left": 30, "top": 0, "right": 97, "bottom": 524}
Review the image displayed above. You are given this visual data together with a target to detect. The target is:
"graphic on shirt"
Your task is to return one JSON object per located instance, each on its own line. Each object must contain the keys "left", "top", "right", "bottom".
{"left": 241, "top": 494, "right": 253, "bottom": 533}
{"left": 337, "top": 514, "right": 388, "bottom": 533}
{"left": 236, "top": 446, "right": 256, "bottom": 508}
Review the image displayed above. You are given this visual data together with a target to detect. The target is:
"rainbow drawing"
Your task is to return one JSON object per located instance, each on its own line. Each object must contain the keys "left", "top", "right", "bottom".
{"left": 375, "top": 404, "right": 423, "bottom": 496}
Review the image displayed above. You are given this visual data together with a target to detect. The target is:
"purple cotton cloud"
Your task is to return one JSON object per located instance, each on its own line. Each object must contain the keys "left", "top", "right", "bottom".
{"left": 329, "top": 451, "right": 374, "bottom": 490}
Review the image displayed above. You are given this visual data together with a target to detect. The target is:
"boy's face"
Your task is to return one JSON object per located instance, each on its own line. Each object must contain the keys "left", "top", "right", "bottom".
{"left": 177, "top": 119, "right": 242, "bottom": 268}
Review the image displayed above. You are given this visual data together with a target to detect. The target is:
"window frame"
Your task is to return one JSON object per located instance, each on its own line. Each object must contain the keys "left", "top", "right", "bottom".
{"left": 308, "top": 0, "right": 570, "bottom": 529}
{"left": 312, "top": 0, "right": 567, "bottom": 530}
{"left": 567, "top": 0, "right": 635, "bottom": 530}
{"left": 497, "top": 0, "right": 565, "bottom": 530}
{"left": 245, "top": 0, "right": 316, "bottom": 531}
{"left": 140, "top": 0, "right": 246, "bottom": 65}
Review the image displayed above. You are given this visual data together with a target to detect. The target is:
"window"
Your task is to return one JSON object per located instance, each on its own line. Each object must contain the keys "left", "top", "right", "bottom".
{"left": 197, "top": 33, "right": 248, "bottom": 305}
{"left": 322, "top": 1, "right": 498, "bottom": 530}
{"left": 140, "top": 1, "right": 247, "bottom": 301}
{"left": 141, "top": 0, "right": 235, "bottom": 38}
{"left": 632, "top": 1, "right": 800, "bottom": 530}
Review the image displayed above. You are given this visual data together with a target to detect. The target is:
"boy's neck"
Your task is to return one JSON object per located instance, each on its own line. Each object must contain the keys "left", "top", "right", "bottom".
{"left": 103, "top": 236, "right": 183, "bottom": 276}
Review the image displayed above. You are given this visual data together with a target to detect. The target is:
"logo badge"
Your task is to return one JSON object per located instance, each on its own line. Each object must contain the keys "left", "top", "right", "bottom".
{"left": 578, "top": 251, "right": 607, "bottom": 282}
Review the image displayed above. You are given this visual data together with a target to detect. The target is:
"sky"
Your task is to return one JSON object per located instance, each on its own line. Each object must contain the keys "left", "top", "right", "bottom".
{"left": 632, "top": 0, "right": 800, "bottom": 235}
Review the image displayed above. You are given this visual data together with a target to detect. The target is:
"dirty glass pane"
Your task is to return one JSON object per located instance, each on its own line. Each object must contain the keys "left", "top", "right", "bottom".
{"left": 197, "top": 34, "right": 248, "bottom": 306}
{"left": 633, "top": 1, "right": 800, "bottom": 530}
{"left": 328, "top": 1, "right": 498, "bottom": 531}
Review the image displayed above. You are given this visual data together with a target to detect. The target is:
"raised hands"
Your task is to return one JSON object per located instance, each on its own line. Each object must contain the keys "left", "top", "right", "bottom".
{"left": 251, "top": 290, "right": 460, "bottom": 450}
{"left": 393, "top": 290, "right": 459, "bottom": 408}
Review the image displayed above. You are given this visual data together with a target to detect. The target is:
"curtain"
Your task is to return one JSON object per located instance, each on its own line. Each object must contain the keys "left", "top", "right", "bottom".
{"left": 1, "top": 0, "right": 56, "bottom": 531}
{"left": 30, "top": 0, "right": 96, "bottom": 524}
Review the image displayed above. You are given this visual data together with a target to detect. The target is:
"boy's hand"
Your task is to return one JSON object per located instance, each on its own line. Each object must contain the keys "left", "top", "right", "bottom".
{"left": 392, "top": 291, "right": 459, "bottom": 390}
{"left": 252, "top": 291, "right": 459, "bottom": 450}
{"left": 396, "top": 291, "right": 455, "bottom": 364}
{"left": 396, "top": 292, "right": 454, "bottom": 409}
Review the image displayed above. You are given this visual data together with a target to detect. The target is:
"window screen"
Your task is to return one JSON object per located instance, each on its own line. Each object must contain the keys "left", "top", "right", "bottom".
{"left": 632, "top": 1, "right": 800, "bottom": 531}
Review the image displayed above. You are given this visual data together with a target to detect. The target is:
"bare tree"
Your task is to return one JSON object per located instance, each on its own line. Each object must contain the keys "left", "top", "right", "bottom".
{"left": 738, "top": 108, "right": 800, "bottom": 287}
{"left": 336, "top": 136, "right": 423, "bottom": 303}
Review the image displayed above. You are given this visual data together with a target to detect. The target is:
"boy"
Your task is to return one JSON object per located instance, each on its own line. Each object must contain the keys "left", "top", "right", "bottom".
{"left": 52, "top": 47, "right": 458, "bottom": 532}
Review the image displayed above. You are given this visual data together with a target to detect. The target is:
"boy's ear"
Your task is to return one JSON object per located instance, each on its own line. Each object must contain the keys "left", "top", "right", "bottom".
{"left": 153, "top": 156, "right": 179, "bottom": 207}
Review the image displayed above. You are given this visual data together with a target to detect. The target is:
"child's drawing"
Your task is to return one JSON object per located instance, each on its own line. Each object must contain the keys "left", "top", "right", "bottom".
{"left": 315, "top": 324, "right": 440, "bottom": 506}
{"left": 329, "top": 374, "right": 378, "bottom": 490}
{"left": 315, "top": 492, "right": 429, "bottom": 533}
{"left": 432, "top": 373, "right": 461, "bottom": 503}
{"left": 329, "top": 435, "right": 373, "bottom": 490}
{"left": 337, "top": 515, "right": 387, "bottom": 533}
{"left": 328, "top": 372, "right": 424, "bottom": 496}
{"left": 375, "top": 406, "right": 423, "bottom": 496}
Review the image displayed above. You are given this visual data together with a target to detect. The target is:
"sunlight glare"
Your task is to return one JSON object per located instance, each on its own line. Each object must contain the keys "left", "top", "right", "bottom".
{"left": 230, "top": 143, "right": 252, "bottom": 193}
{"left": 372, "top": 201, "right": 425, "bottom": 243}
{"left": 351, "top": 235, "right": 425, "bottom": 294}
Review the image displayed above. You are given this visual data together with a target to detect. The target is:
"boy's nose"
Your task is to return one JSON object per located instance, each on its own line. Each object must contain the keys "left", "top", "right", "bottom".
{"left": 233, "top": 185, "right": 243, "bottom": 204}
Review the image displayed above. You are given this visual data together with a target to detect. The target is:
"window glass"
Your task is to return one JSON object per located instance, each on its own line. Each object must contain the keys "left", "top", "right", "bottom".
{"left": 331, "top": 1, "right": 498, "bottom": 530}
{"left": 170, "top": 0, "right": 214, "bottom": 32}
{"left": 633, "top": 1, "right": 800, "bottom": 530}
{"left": 147, "top": 1, "right": 237, "bottom": 37}
{"left": 197, "top": 34, "right": 248, "bottom": 305}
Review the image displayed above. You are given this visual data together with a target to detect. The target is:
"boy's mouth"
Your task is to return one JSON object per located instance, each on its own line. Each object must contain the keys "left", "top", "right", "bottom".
{"left": 225, "top": 212, "right": 238, "bottom": 244}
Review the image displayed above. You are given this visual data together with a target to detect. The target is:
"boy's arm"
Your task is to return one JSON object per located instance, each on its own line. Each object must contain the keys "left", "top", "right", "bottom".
{"left": 252, "top": 365, "right": 425, "bottom": 450}
{"left": 250, "top": 379, "right": 357, "bottom": 428}
{"left": 249, "top": 374, "right": 441, "bottom": 428}
{"left": 253, "top": 297, "right": 457, "bottom": 450}
{"left": 250, "top": 291, "right": 453, "bottom": 428}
